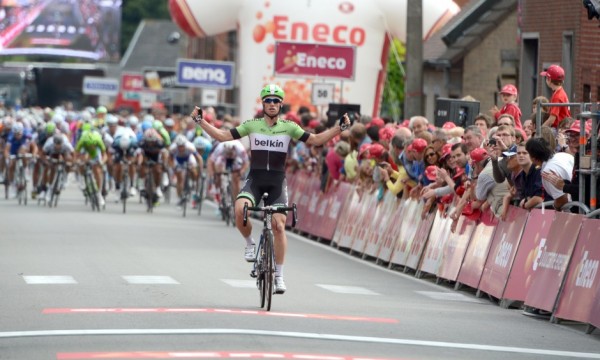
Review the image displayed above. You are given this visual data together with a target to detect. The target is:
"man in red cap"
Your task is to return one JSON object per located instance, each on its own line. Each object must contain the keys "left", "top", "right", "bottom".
{"left": 470, "top": 147, "right": 510, "bottom": 218}
{"left": 540, "top": 64, "right": 571, "bottom": 128}
{"left": 491, "top": 84, "right": 522, "bottom": 129}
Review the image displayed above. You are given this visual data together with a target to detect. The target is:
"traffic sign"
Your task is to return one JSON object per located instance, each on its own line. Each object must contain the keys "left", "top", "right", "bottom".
{"left": 311, "top": 83, "right": 335, "bottom": 105}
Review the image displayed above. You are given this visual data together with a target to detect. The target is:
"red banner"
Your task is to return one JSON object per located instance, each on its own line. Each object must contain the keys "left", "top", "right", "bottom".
{"left": 502, "top": 209, "right": 555, "bottom": 303}
{"left": 524, "top": 212, "right": 583, "bottom": 312}
{"left": 274, "top": 42, "right": 355, "bottom": 79}
{"left": 457, "top": 210, "right": 498, "bottom": 289}
{"left": 554, "top": 218, "right": 600, "bottom": 324}
{"left": 438, "top": 215, "right": 477, "bottom": 281}
{"left": 121, "top": 73, "right": 144, "bottom": 91}
{"left": 478, "top": 206, "right": 529, "bottom": 299}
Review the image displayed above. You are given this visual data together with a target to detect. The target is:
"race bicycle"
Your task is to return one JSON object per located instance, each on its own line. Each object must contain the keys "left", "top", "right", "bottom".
{"left": 81, "top": 161, "right": 101, "bottom": 212}
{"left": 243, "top": 193, "right": 297, "bottom": 311}
{"left": 47, "top": 158, "right": 68, "bottom": 208}
{"left": 217, "top": 171, "right": 235, "bottom": 226}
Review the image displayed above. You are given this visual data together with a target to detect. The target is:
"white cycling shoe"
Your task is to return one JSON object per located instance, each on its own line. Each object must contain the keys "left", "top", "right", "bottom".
{"left": 244, "top": 244, "right": 256, "bottom": 262}
{"left": 274, "top": 277, "right": 286, "bottom": 294}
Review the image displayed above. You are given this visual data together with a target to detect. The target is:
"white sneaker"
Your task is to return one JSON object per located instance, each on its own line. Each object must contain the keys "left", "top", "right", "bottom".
{"left": 38, "top": 190, "right": 46, "bottom": 200}
{"left": 98, "top": 194, "right": 105, "bottom": 207}
{"left": 274, "top": 277, "right": 286, "bottom": 294}
{"left": 45, "top": 191, "right": 52, "bottom": 203}
{"left": 244, "top": 244, "right": 256, "bottom": 262}
{"left": 156, "top": 187, "right": 164, "bottom": 198}
{"left": 129, "top": 187, "right": 137, "bottom": 197}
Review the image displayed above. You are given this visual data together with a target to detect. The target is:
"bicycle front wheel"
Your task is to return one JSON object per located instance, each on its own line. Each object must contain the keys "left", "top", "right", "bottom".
{"left": 264, "top": 230, "right": 275, "bottom": 311}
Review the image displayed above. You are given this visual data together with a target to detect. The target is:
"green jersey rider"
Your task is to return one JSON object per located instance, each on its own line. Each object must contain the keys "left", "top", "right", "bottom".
{"left": 191, "top": 84, "right": 350, "bottom": 294}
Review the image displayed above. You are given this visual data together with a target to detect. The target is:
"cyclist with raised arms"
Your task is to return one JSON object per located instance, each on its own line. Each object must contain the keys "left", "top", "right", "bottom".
{"left": 191, "top": 84, "right": 350, "bottom": 294}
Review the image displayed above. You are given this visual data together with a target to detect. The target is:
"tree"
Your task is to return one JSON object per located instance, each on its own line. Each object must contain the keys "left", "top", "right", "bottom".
{"left": 121, "top": 0, "right": 171, "bottom": 55}
{"left": 381, "top": 38, "right": 406, "bottom": 122}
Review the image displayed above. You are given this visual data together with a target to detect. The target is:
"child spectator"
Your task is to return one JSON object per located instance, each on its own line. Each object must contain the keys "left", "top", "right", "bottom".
{"left": 491, "top": 84, "right": 522, "bottom": 129}
{"left": 540, "top": 65, "right": 571, "bottom": 129}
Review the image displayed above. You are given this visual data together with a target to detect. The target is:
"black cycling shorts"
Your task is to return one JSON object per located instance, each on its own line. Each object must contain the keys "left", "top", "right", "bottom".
{"left": 237, "top": 170, "right": 288, "bottom": 208}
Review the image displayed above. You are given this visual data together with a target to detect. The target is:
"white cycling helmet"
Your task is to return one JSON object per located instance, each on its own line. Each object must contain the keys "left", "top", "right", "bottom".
{"left": 223, "top": 142, "right": 235, "bottom": 151}
{"left": 128, "top": 115, "right": 139, "bottom": 126}
{"left": 106, "top": 114, "right": 118, "bottom": 125}
{"left": 164, "top": 118, "right": 175, "bottom": 127}
{"left": 13, "top": 122, "right": 24, "bottom": 134}
{"left": 51, "top": 113, "right": 65, "bottom": 124}
{"left": 193, "top": 136, "right": 211, "bottom": 151}
{"left": 119, "top": 136, "right": 131, "bottom": 150}
{"left": 143, "top": 114, "right": 155, "bottom": 123}
{"left": 175, "top": 134, "right": 187, "bottom": 146}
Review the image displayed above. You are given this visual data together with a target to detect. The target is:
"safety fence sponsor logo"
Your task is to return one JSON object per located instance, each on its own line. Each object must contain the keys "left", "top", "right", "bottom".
{"left": 575, "top": 251, "right": 599, "bottom": 289}
{"left": 533, "top": 238, "right": 570, "bottom": 272}
{"left": 494, "top": 234, "right": 513, "bottom": 268}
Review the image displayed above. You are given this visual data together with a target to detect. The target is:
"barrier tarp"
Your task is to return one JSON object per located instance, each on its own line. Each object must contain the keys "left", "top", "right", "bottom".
{"left": 478, "top": 206, "right": 529, "bottom": 299}
{"left": 389, "top": 200, "right": 425, "bottom": 266}
{"left": 554, "top": 218, "right": 600, "bottom": 324}
{"left": 419, "top": 209, "right": 454, "bottom": 276}
{"left": 457, "top": 209, "right": 498, "bottom": 289}
{"left": 405, "top": 209, "right": 436, "bottom": 270}
{"left": 438, "top": 215, "right": 477, "bottom": 282}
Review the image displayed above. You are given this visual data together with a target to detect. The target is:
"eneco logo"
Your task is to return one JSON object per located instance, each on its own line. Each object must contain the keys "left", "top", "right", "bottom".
{"left": 494, "top": 234, "right": 513, "bottom": 268}
{"left": 253, "top": 15, "right": 366, "bottom": 46}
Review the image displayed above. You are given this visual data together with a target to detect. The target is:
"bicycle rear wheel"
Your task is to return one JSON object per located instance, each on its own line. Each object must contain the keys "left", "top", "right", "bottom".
{"left": 264, "top": 230, "right": 275, "bottom": 311}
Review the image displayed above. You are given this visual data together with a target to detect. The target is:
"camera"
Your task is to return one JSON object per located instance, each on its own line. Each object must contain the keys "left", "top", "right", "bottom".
{"left": 488, "top": 139, "right": 497, "bottom": 146}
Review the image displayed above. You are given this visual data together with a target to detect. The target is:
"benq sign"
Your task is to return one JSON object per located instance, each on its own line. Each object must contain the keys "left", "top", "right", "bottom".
{"left": 176, "top": 59, "right": 235, "bottom": 89}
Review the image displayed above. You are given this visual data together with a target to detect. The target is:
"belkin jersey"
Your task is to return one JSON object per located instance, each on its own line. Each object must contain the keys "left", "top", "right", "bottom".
{"left": 231, "top": 118, "right": 310, "bottom": 172}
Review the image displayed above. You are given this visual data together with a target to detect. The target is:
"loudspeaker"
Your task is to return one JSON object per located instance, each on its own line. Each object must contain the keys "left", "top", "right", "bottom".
{"left": 326, "top": 103, "right": 361, "bottom": 128}
{"left": 434, "top": 98, "right": 480, "bottom": 128}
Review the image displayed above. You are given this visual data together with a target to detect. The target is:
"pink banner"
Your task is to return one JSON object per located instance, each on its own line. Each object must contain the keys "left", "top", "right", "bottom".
{"left": 419, "top": 209, "right": 454, "bottom": 276}
{"left": 311, "top": 182, "right": 353, "bottom": 240}
{"left": 287, "top": 172, "right": 310, "bottom": 227}
{"left": 524, "top": 212, "right": 583, "bottom": 312}
{"left": 405, "top": 209, "right": 436, "bottom": 270}
{"left": 331, "top": 186, "right": 357, "bottom": 246}
{"left": 456, "top": 209, "right": 498, "bottom": 289}
{"left": 554, "top": 218, "right": 600, "bottom": 324}
{"left": 350, "top": 191, "right": 379, "bottom": 254}
{"left": 296, "top": 177, "right": 321, "bottom": 234}
{"left": 502, "top": 209, "right": 555, "bottom": 303}
{"left": 274, "top": 42, "right": 355, "bottom": 79}
{"left": 364, "top": 192, "right": 397, "bottom": 258}
{"left": 377, "top": 198, "right": 406, "bottom": 263}
{"left": 336, "top": 190, "right": 362, "bottom": 249}
{"left": 389, "top": 200, "right": 425, "bottom": 266}
{"left": 478, "top": 206, "right": 530, "bottom": 299}
{"left": 437, "top": 215, "right": 477, "bottom": 281}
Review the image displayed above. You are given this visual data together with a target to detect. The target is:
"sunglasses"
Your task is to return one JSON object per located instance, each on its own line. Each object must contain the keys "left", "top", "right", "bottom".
{"left": 426, "top": 153, "right": 436, "bottom": 158}
{"left": 263, "top": 98, "right": 282, "bottom": 104}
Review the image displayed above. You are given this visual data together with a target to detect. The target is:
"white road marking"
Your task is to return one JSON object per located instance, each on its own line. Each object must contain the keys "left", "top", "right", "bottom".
{"left": 415, "top": 291, "right": 484, "bottom": 303}
{"left": 22, "top": 276, "right": 77, "bottom": 284}
{"left": 122, "top": 276, "right": 179, "bottom": 284}
{"left": 316, "top": 284, "right": 380, "bottom": 295}
{"left": 0, "top": 329, "right": 598, "bottom": 358}
{"left": 221, "top": 279, "right": 257, "bottom": 288}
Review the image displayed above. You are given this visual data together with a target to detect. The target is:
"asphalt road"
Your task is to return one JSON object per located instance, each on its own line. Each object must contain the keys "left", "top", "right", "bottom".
{"left": 1, "top": 181, "right": 599, "bottom": 360}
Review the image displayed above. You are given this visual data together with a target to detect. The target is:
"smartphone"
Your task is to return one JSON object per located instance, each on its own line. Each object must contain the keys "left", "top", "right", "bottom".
{"left": 488, "top": 139, "right": 497, "bottom": 146}
{"left": 194, "top": 106, "right": 203, "bottom": 120}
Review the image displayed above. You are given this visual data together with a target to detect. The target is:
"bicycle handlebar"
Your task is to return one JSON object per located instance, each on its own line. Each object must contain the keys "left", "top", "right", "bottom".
{"left": 242, "top": 193, "right": 298, "bottom": 228}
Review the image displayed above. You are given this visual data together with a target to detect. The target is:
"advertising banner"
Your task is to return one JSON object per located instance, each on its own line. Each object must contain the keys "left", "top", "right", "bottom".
{"left": 335, "top": 189, "right": 362, "bottom": 248}
{"left": 478, "top": 206, "right": 529, "bottom": 299}
{"left": 121, "top": 73, "right": 144, "bottom": 91}
{"left": 364, "top": 192, "right": 397, "bottom": 258}
{"left": 275, "top": 42, "right": 355, "bottom": 80}
{"left": 554, "top": 218, "right": 600, "bottom": 324}
{"left": 457, "top": 210, "right": 498, "bottom": 289}
{"left": 170, "top": 0, "right": 459, "bottom": 119}
{"left": 405, "top": 209, "right": 436, "bottom": 271}
{"left": 419, "top": 209, "right": 454, "bottom": 276}
{"left": 524, "top": 212, "right": 583, "bottom": 312}
{"left": 296, "top": 177, "right": 322, "bottom": 235}
{"left": 437, "top": 215, "right": 477, "bottom": 282}
{"left": 389, "top": 200, "right": 424, "bottom": 267}
{"left": 143, "top": 68, "right": 186, "bottom": 91}
{"left": 82, "top": 76, "right": 119, "bottom": 96}
{"left": 176, "top": 59, "right": 236, "bottom": 89}
{"left": 350, "top": 191, "right": 379, "bottom": 254}
{"left": 311, "top": 182, "right": 352, "bottom": 240}
{"left": 376, "top": 198, "right": 405, "bottom": 263}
